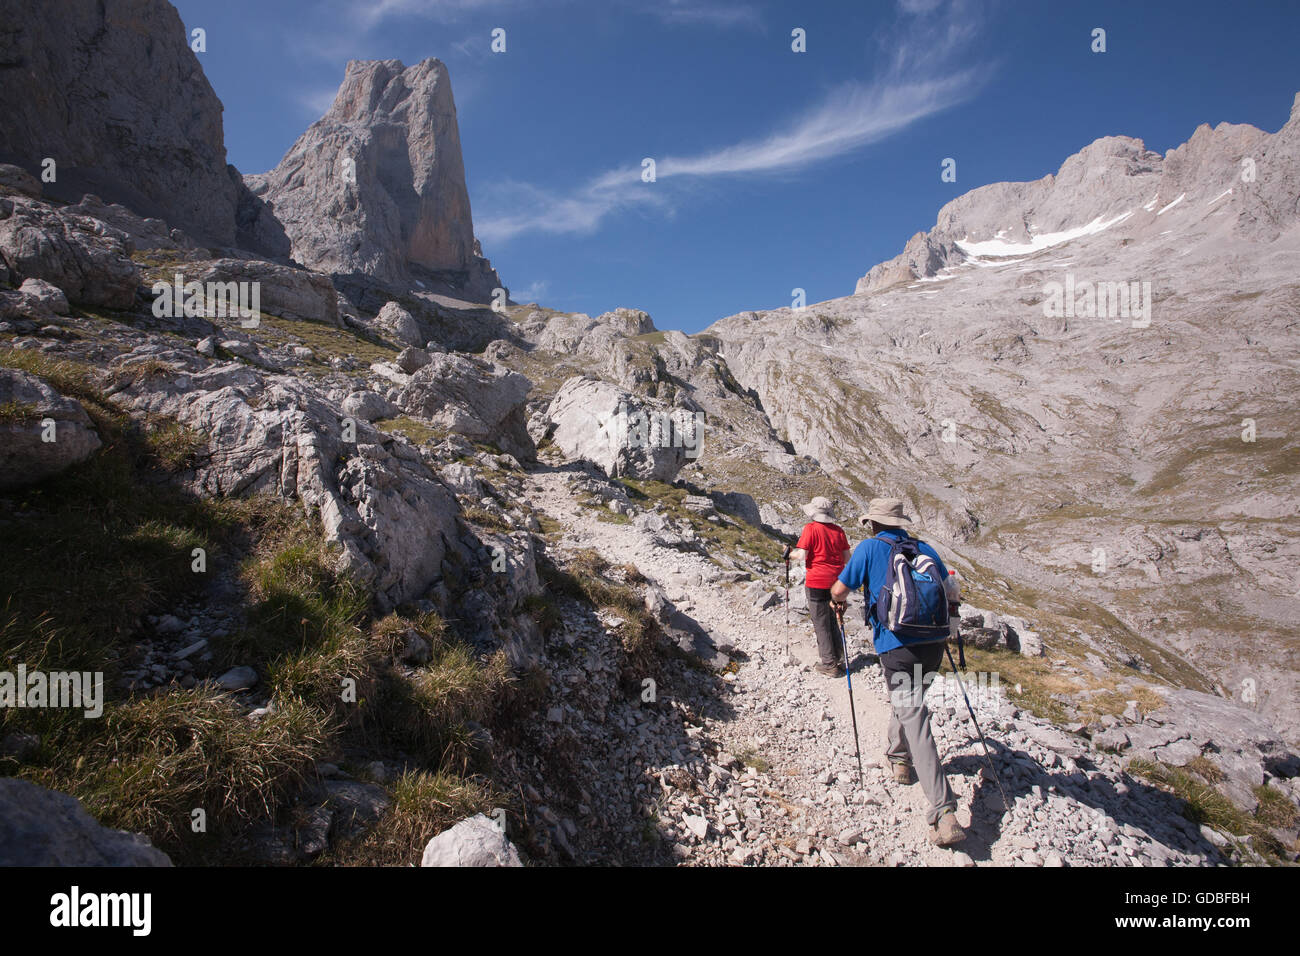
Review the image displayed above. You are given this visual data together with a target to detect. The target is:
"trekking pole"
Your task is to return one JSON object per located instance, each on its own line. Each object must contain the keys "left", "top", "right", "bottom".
{"left": 834, "top": 604, "right": 865, "bottom": 789}
{"left": 784, "top": 555, "right": 790, "bottom": 658}
{"left": 943, "top": 643, "right": 1012, "bottom": 813}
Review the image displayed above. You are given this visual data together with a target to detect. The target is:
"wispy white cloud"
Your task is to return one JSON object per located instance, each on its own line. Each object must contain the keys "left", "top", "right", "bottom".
{"left": 511, "top": 279, "right": 550, "bottom": 302}
{"left": 296, "top": 0, "right": 762, "bottom": 70}
{"left": 353, "top": 0, "right": 526, "bottom": 30}
{"left": 897, "top": 0, "right": 946, "bottom": 14}
{"left": 295, "top": 86, "right": 339, "bottom": 117}
{"left": 648, "top": 1, "right": 764, "bottom": 30}
{"left": 477, "top": 176, "right": 671, "bottom": 244}
{"left": 450, "top": 33, "right": 490, "bottom": 59}
{"left": 477, "top": 1, "right": 985, "bottom": 244}
{"left": 327, "top": 0, "right": 763, "bottom": 33}
{"left": 657, "top": 76, "right": 975, "bottom": 179}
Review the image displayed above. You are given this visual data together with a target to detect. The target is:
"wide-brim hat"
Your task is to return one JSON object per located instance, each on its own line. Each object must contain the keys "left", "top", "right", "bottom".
{"left": 802, "top": 496, "right": 835, "bottom": 523}
{"left": 861, "top": 497, "right": 913, "bottom": 527}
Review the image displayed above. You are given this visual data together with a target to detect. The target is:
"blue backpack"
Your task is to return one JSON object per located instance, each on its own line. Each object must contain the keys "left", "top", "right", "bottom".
{"left": 869, "top": 534, "right": 950, "bottom": 643}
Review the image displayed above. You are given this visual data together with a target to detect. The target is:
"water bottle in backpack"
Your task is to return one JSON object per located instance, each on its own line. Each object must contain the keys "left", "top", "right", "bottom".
{"left": 944, "top": 570, "right": 962, "bottom": 642}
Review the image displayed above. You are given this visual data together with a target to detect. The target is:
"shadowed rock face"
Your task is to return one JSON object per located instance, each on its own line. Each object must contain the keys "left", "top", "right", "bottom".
{"left": 0, "top": 0, "right": 238, "bottom": 246}
{"left": 249, "top": 58, "right": 500, "bottom": 295}
{"left": 0, "top": 368, "right": 102, "bottom": 490}
{"left": 0, "top": 777, "right": 172, "bottom": 866}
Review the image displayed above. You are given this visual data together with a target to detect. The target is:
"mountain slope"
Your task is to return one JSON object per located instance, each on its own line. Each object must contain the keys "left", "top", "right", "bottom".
{"left": 703, "top": 94, "right": 1300, "bottom": 742}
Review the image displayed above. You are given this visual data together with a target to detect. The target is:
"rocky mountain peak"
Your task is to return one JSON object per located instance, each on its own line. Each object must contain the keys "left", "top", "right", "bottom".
{"left": 246, "top": 56, "right": 500, "bottom": 298}
{"left": 328, "top": 58, "right": 453, "bottom": 126}
{"left": 856, "top": 92, "right": 1300, "bottom": 294}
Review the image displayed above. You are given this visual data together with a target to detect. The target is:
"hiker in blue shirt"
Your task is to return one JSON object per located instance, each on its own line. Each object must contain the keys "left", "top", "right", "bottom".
{"left": 831, "top": 497, "right": 966, "bottom": 847}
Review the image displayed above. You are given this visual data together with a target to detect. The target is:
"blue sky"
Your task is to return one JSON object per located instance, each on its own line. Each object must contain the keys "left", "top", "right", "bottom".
{"left": 175, "top": 0, "right": 1300, "bottom": 333}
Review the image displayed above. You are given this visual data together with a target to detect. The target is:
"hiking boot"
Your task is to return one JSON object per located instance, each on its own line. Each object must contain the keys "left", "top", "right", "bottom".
{"left": 889, "top": 761, "right": 913, "bottom": 785}
{"left": 814, "top": 662, "right": 844, "bottom": 677}
{"left": 930, "top": 810, "right": 966, "bottom": 847}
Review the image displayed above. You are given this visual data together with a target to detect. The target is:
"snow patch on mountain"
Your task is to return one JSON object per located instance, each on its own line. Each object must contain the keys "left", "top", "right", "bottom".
{"left": 955, "top": 210, "right": 1133, "bottom": 257}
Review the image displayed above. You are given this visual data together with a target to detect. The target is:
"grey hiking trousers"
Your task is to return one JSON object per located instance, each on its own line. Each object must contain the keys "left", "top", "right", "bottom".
{"left": 880, "top": 642, "right": 958, "bottom": 826}
{"left": 806, "top": 587, "right": 842, "bottom": 666}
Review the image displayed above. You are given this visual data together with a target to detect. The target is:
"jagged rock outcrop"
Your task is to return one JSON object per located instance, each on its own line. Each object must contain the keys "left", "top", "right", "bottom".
{"left": 0, "top": 164, "right": 41, "bottom": 199}
{"left": 64, "top": 194, "right": 198, "bottom": 253}
{"left": 856, "top": 95, "right": 1300, "bottom": 294}
{"left": 0, "top": 0, "right": 238, "bottom": 245}
{"left": 0, "top": 277, "right": 68, "bottom": 319}
{"left": 1102, "top": 688, "right": 1300, "bottom": 811}
{"left": 0, "top": 368, "right": 102, "bottom": 490}
{"left": 374, "top": 301, "right": 423, "bottom": 347}
{"left": 542, "top": 377, "right": 701, "bottom": 482}
{"left": 248, "top": 58, "right": 501, "bottom": 298}
{"left": 231, "top": 167, "right": 293, "bottom": 260}
{"left": 855, "top": 230, "right": 966, "bottom": 294}
{"left": 194, "top": 259, "right": 340, "bottom": 326}
{"left": 395, "top": 353, "right": 534, "bottom": 461}
{"left": 0, "top": 777, "right": 172, "bottom": 865}
{"left": 0, "top": 195, "right": 140, "bottom": 308}
{"left": 106, "top": 349, "right": 466, "bottom": 611}
{"left": 534, "top": 308, "right": 656, "bottom": 354}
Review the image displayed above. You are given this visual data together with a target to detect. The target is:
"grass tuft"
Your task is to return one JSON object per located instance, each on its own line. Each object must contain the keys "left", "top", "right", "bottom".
{"left": 329, "top": 770, "right": 506, "bottom": 866}
{"left": 1127, "top": 758, "right": 1292, "bottom": 863}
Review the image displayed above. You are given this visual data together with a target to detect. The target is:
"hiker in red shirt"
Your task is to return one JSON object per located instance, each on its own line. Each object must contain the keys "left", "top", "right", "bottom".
{"left": 783, "top": 497, "right": 852, "bottom": 676}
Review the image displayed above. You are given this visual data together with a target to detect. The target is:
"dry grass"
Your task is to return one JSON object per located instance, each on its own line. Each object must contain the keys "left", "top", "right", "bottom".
{"left": 44, "top": 691, "right": 331, "bottom": 855}
{"left": 617, "top": 477, "right": 786, "bottom": 566}
{"left": 540, "top": 549, "right": 661, "bottom": 674}
{"left": 461, "top": 505, "right": 511, "bottom": 532}
{"left": 0, "top": 399, "right": 40, "bottom": 424}
{"left": 248, "top": 315, "right": 397, "bottom": 368}
{"left": 375, "top": 415, "right": 447, "bottom": 446}
{"left": 330, "top": 770, "right": 505, "bottom": 866}
{"left": 946, "top": 646, "right": 1081, "bottom": 724}
{"left": 1127, "top": 758, "right": 1293, "bottom": 863}
{"left": 0, "top": 348, "right": 524, "bottom": 863}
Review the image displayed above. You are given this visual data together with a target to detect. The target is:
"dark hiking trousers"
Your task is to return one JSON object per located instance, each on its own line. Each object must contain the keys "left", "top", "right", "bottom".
{"left": 880, "top": 642, "right": 958, "bottom": 826}
{"left": 806, "top": 587, "right": 842, "bottom": 666}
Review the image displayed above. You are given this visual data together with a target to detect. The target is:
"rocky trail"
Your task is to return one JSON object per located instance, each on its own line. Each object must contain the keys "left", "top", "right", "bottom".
{"left": 521, "top": 464, "right": 1233, "bottom": 866}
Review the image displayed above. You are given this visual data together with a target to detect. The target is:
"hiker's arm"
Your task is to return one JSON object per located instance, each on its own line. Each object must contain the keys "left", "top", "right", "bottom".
{"left": 786, "top": 524, "right": 813, "bottom": 564}
{"left": 833, "top": 542, "right": 867, "bottom": 608}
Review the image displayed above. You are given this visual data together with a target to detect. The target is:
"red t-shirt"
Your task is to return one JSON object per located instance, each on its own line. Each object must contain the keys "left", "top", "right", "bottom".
{"left": 796, "top": 521, "right": 849, "bottom": 589}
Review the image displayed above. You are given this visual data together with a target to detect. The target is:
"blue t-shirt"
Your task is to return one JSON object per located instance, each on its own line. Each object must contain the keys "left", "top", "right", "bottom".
{"left": 838, "top": 528, "right": 950, "bottom": 653}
